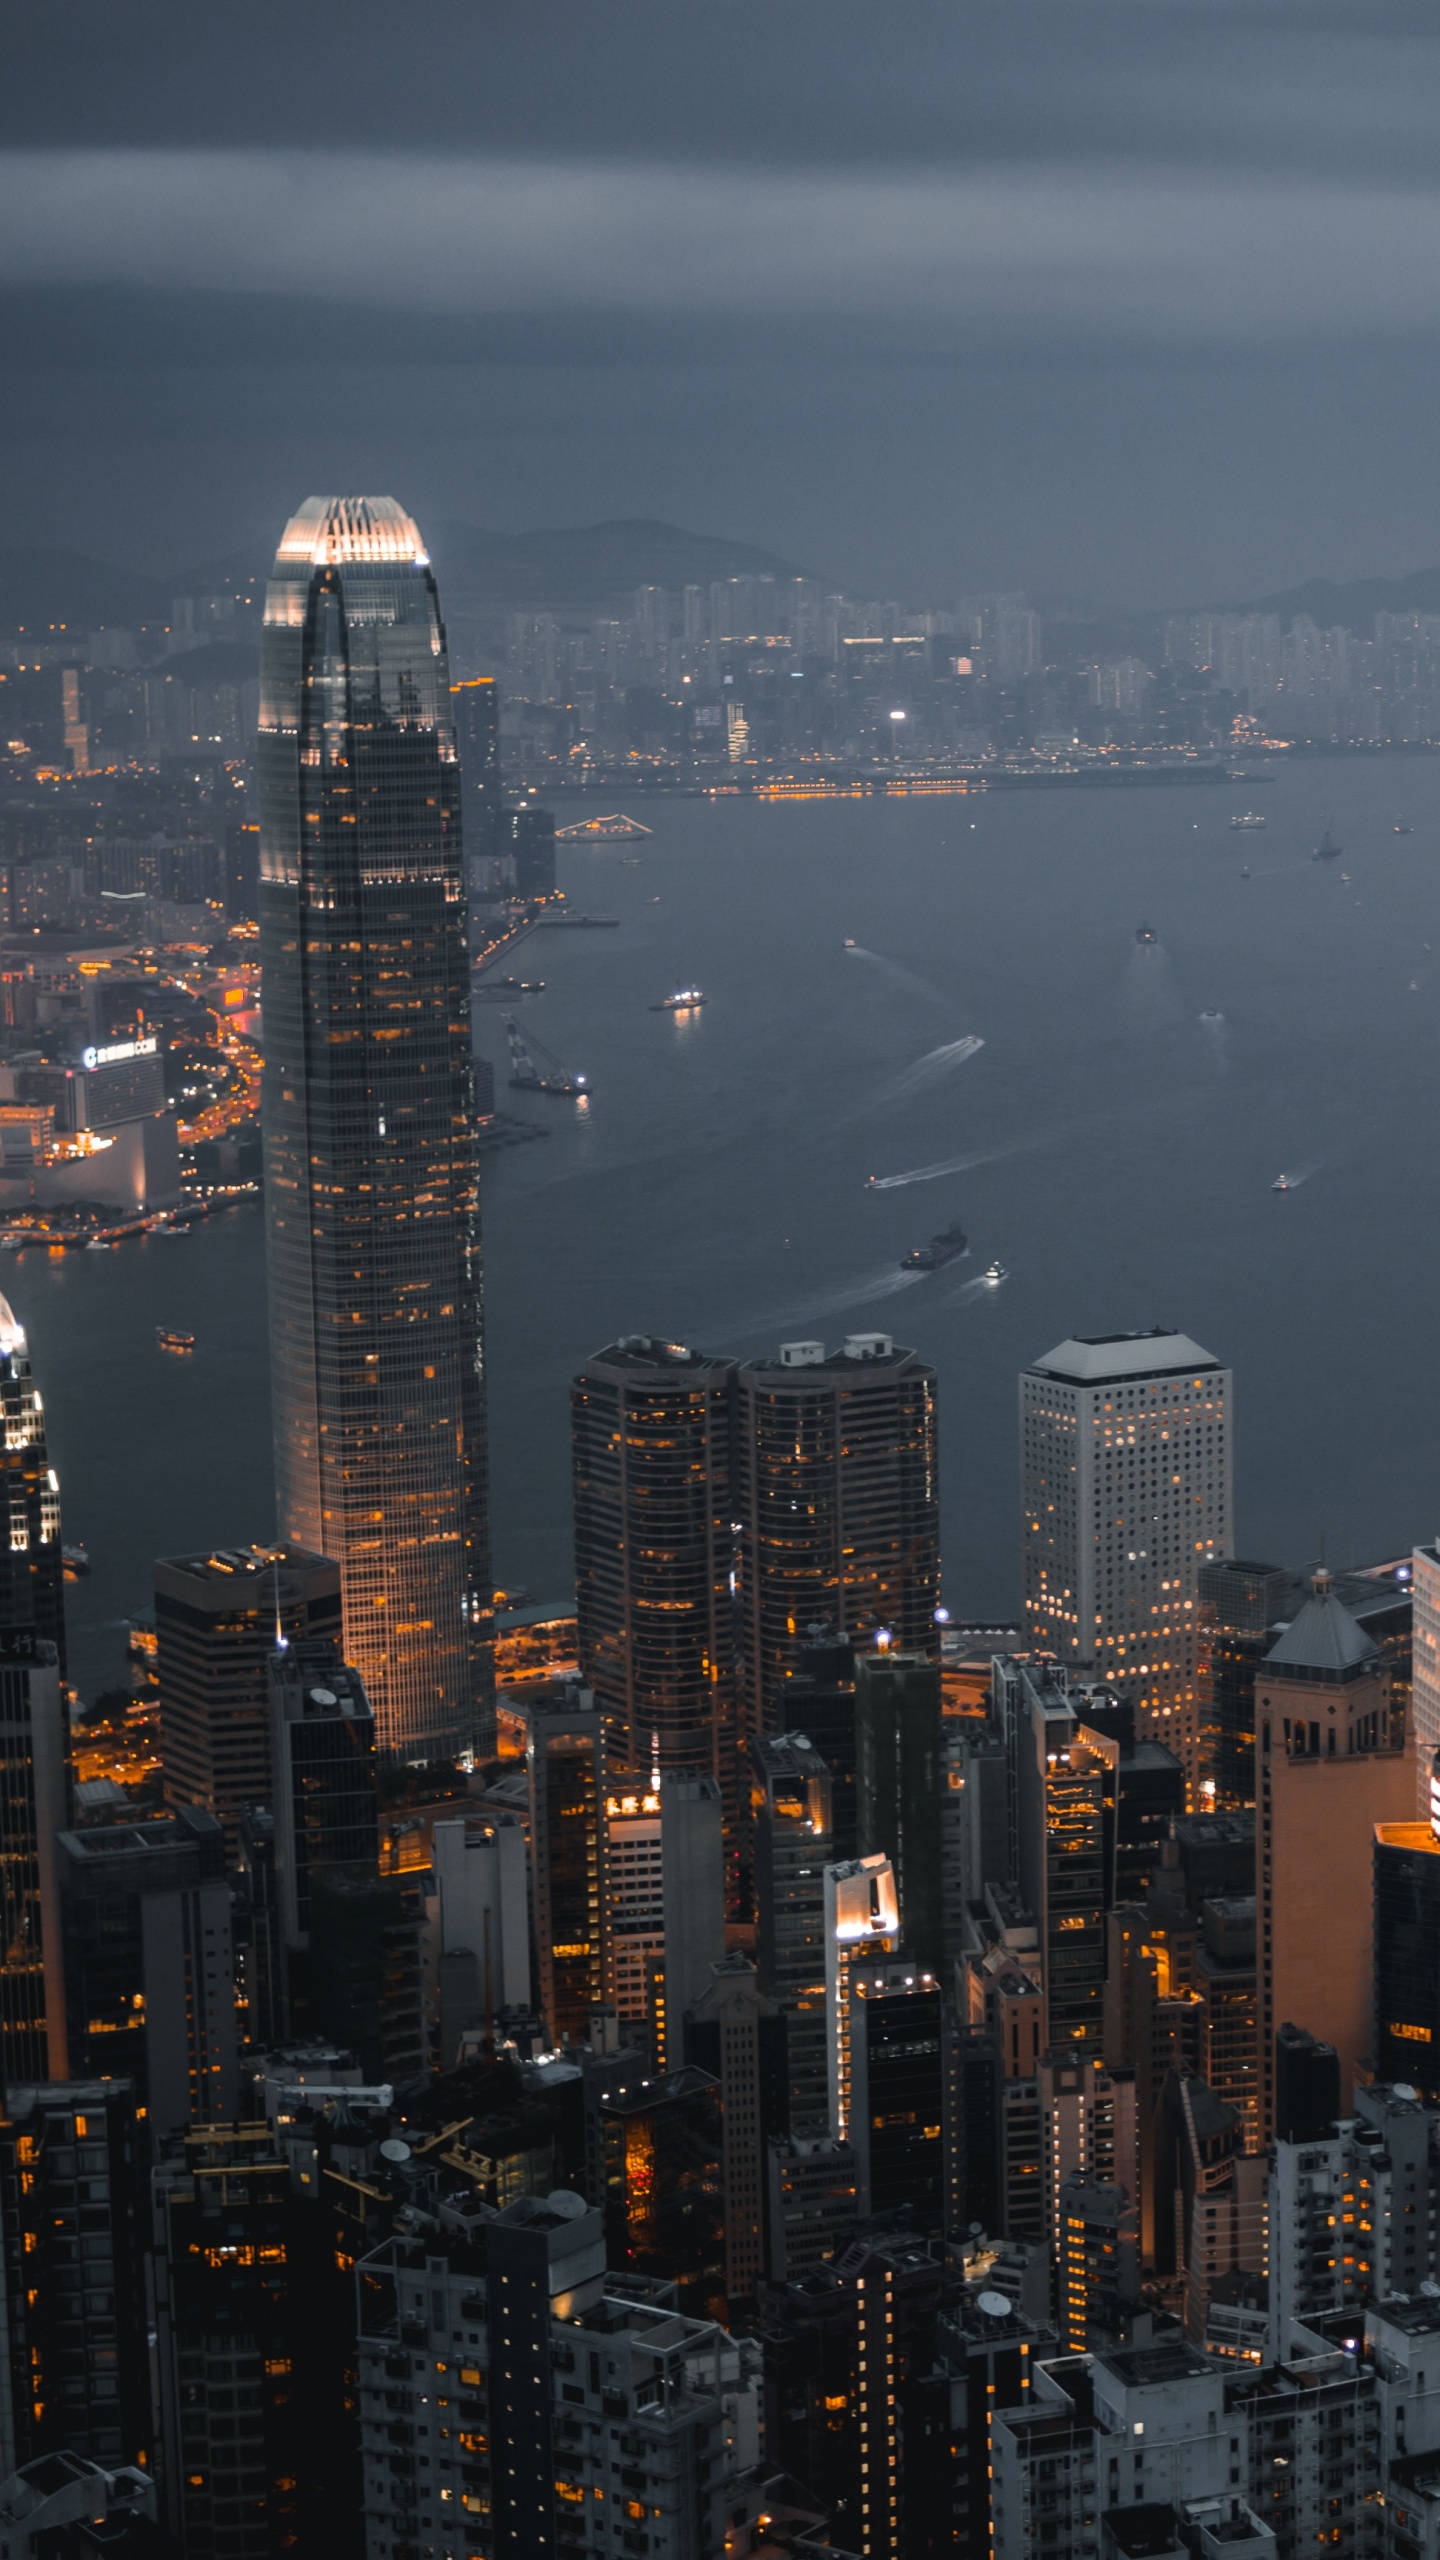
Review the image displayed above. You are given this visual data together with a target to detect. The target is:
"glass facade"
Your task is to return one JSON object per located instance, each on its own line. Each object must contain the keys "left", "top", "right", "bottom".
{"left": 0, "top": 1295, "right": 64, "bottom": 1664}
{"left": 259, "top": 497, "right": 492, "bottom": 1763}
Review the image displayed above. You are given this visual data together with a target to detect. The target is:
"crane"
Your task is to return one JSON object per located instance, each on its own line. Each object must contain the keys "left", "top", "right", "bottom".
{"left": 503, "top": 1015, "right": 588, "bottom": 1098}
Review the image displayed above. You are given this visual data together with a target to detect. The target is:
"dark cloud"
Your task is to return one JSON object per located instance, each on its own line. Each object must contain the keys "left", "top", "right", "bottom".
{"left": 2, "top": 1, "right": 1440, "bottom": 600}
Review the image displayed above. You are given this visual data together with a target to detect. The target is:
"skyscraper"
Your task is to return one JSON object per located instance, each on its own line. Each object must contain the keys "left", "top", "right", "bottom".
{"left": 156, "top": 1542, "right": 340, "bottom": 1849}
{"left": 0, "top": 1295, "right": 64, "bottom": 1664}
{"left": 571, "top": 1336, "right": 738, "bottom": 1784}
{"left": 259, "top": 495, "right": 492, "bottom": 1764}
{"left": 1020, "top": 1329, "right": 1232, "bottom": 1799}
{"left": 528, "top": 1685, "right": 607, "bottom": 2046}
{"left": 736, "top": 1333, "right": 939, "bottom": 1741}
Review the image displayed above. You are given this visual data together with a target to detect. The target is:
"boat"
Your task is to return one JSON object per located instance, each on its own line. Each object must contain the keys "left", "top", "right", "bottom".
{"left": 1313, "top": 829, "right": 1343, "bottom": 862}
{"left": 982, "top": 1261, "right": 1008, "bottom": 1284}
{"left": 1272, "top": 1175, "right": 1293, "bottom": 1194}
{"left": 651, "top": 989, "right": 706, "bottom": 1012}
{"left": 1135, "top": 925, "right": 1158, "bottom": 945}
{"left": 1230, "top": 811, "right": 1267, "bottom": 831}
{"left": 473, "top": 972, "right": 545, "bottom": 997}
{"left": 553, "top": 812, "right": 653, "bottom": 842}
{"left": 156, "top": 1327, "right": 196, "bottom": 1355}
{"left": 62, "top": 1544, "right": 90, "bottom": 1579}
{"left": 900, "top": 1224, "right": 969, "bottom": 1273}
{"left": 1199, "top": 1009, "right": 1224, "bottom": 1023}
{"left": 535, "top": 913, "right": 620, "bottom": 929}
{"left": 1395, "top": 814, "right": 1415, "bottom": 835}
{"left": 503, "top": 1015, "right": 588, "bottom": 1098}
{"left": 85, "top": 1239, "right": 112, "bottom": 1252}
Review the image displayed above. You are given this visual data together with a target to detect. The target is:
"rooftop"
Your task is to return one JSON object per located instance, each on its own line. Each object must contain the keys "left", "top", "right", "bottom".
{"left": 273, "top": 495, "right": 427, "bottom": 571}
{"left": 1026, "top": 1328, "right": 1220, "bottom": 1386}
{"left": 1264, "top": 1572, "right": 1379, "bottom": 1677}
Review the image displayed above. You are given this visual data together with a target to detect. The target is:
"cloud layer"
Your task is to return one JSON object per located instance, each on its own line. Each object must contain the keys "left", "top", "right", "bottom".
{"left": 4, "top": 148, "right": 1440, "bottom": 346}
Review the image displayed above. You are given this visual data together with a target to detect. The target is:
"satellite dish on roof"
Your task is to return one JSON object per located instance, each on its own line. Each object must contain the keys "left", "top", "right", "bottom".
{"left": 546, "top": 2189, "right": 588, "bottom": 2219}
{"left": 379, "top": 2139, "right": 411, "bottom": 2164}
{"left": 309, "top": 1686, "right": 339, "bottom": 1707}
{"left": 1395, "top": 2084, "right": 1419, "bottom": 2104}
{"left": 977, "top": 2290, "right": 1012, "bottom": 2319}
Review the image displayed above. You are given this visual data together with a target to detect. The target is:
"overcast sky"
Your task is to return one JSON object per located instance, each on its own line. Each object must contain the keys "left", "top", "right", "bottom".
{"left": 4, "top": 0, "right": 1440, "bottom": 605}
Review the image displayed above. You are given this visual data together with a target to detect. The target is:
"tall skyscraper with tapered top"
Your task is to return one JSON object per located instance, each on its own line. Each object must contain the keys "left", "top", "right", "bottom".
{"left": 259, "top": 497, "right": 492, "bottom": 1764}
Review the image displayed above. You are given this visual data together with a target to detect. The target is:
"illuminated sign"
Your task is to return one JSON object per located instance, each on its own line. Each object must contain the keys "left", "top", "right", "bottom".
{"left": 81, "top": 1038, "right": 158, "bottom": 1071}
{"left": 1391, "top": 2022, "right": 1434, "bottom": 2043}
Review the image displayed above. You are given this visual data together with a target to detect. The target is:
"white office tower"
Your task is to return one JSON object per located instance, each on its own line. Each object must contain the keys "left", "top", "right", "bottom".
{"left": 1412, "top": 1539, "right": 1440, "bottom": 1816}
{"left": 823, "top": 1853, "right": 899, "bottom": 2141}
{"left": 605, "top": 1771, "right": 725, "bottom": 2066}
{"left": 431, "top": 1813, "right": 531, "bottom": 2063}
{"left": 1020, "top": 1330, "right": 1232, "bottom": 1802}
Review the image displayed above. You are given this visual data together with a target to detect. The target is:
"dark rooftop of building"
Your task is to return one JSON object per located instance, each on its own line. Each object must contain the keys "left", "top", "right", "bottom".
{"left": 1101, "top": 2507, "right": 1185, "bottom": 2560}
{"left": 1370, "top": 2291, "right": 1440, "bottom": 2337}
{"left": 1099, "top": 2337, "right": 1217, "bottom": 2390}
{"left": 585, "top": 1335, "right": 736, "bottom": 1377}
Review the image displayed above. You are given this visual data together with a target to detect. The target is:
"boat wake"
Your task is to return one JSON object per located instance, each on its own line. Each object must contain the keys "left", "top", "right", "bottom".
{"left": 726, "top": 1260, "right": 926, "bottom": 1343}
{"left": 843, "top": 944, "right": 941, "bottom": 1003}
{"left": 871, "top": 1035, "right": 985, "bottom": 1108}
{"left": 865, "top": 1131, "right": 1047, "bottom": 1189}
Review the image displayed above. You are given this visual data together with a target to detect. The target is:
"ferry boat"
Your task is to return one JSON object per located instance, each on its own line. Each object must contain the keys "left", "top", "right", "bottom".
{"left": 900, "top": 1225, "right": 969, "bottom": 1273}
{"left": 651, "top": 989, "right": 706, "bottom": 1012}
{"left": 554, "top": 812, "right": 653, "bottom": 842}
{"left": 1272, "top": 1175, "right": 1293, "bottom": 1194}
{"left": 156, "top": 1327, "right": 196, "bottom": 1355}
{"left": 982, "top": 1261, "right": 1008, "bottom": 1284}
{"left": 1230, "top": 811, "right": 1267, "bottom": 831}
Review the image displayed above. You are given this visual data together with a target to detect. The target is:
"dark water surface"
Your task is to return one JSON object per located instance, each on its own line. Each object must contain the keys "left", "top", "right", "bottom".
{"left": 23, "top": 759, "right": 1440, "bottom": 1700}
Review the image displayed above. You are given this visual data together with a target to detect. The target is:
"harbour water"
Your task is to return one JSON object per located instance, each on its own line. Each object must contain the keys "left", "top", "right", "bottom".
{"left": 23, "top": 756, "right": 1440, "bottom": 1701}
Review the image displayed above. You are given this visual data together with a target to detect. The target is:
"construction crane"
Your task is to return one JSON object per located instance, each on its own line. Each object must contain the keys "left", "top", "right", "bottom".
{"left": 503, "top": 1014, "right": 588, "bottom": 1097}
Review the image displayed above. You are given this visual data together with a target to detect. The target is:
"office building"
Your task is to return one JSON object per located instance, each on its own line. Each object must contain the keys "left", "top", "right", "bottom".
{"left": 0, "top": 2080, "right": 150, "bottom": 2477}
{"left": 683, "top": 1953, "right": 786, "bottom": 2304}
{"left": 504, "top": 806, "right": 557, "bottom": 901}
{"left": 1020, "top": 1330, "right": 1232, "bottom": 1799}
{"left": 1413, "top": 1539, "right": 1440, "bottom": 1815}
{"left": 571, "top": 1336, "right": 738, "bottom": 1787}
{"left": 307, "top": 1868, "right": 426, "bottom": 2083}
{"left": 1004, "top": 1655, "right": 1116, "bottom": 2052}
{"left": 774, "top": 1629, "right": 859, "bottom": 1857}
{"left": 1272, "top": 2019, "right": 1340, "bottom": 2142}
{"left": 1374, "top": 1781, "right": 1440, "bottom": 2097}
{"left": 600, "top": 2065, "right": 726, "bottom": 2318}
{"left": 736, "top": 1333, "right": 939, "bottom": 1739}
{"left": 268, "top": 1638, "right": 378, "bottom": 1950}
{"left": 56, "top": 1807, "right": 237, "bottom": 2133}
{"left": 764, "top": 2133, "right": 860, "bottom": 2278}
{"left": 849, "top": 1962, "right": 946, "bottom": 2224}
{"left": 1198, "top": 1557, "right": 1291, "bottom": 1809}
{"left": 825, "top": 1851, "right": 900, "bottom": 2142}
{"left": 431, "top": 1810, "right": 530, "bottom": 2063}
{"left": 260, "top": 494, "right": 493, "bottom": 1764}
{"left": 156, "top": 1544, "right": 340, "bottom": 1849}
{"left": 0, "top": 1296, "right": 64, "bottom": 1665}
{"left": 753, "top": 1732, "right": 834, "bottom": 2128}
{"left": 449, "top": 673, "right": 502, "bottom": 874}
{"left": 0, "top": 1630, "right": 68, "bottom": 2087}
{"left": 855, "top": 1646, "right": 944, "bottom": 1966}
{"left": 528, "top": 1687, "right": 607, "bottom": 2045}
{"left": 1255, "top": 1570, "right": 1413, "bottom": 2138}
{"left": 604, "top": 1769, "right": 724, "bottom": 2064}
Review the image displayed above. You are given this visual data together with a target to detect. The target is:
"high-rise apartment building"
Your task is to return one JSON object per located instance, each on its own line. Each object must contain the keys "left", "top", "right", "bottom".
{"left": 825, "top": 1852, "right": 900, "bottom": 2142}
{"left": 0, "top": 2080, "right": 150, "bottom": 2478}
{"left": 603, "top": 1770, "right": 724, "bottom": 2064}
{"left": 571, "top": 1337, "right": 738, "bottom": 1785}
{"left": 260, "top": 494, "right": 492, "bottom": 1764}
{"left": 449, "top": 673, "right": 502, "bottom": 878}
{"left": 1020, "top": 1329, "right": 1232, "bottom": 1799}
{"left": 156, "top": 1543, "right": 340, "bottom": 1848}
{"left": 1255, "top": 1571, "right": 1413, "bottom": 2140}
{"left": 736, "top": 1333, "right": 939, "bottom": 1737}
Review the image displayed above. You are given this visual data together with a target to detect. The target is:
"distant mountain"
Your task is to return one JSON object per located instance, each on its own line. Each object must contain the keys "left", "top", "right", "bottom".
{"left": 0, "top": 545, "right": 170, "bottom": 634}
{"left": 431, "top": 516, "right": 813, "bottom": 606}
{"left": 1216, "top": 567, "right": 1440, "bottom": 631}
